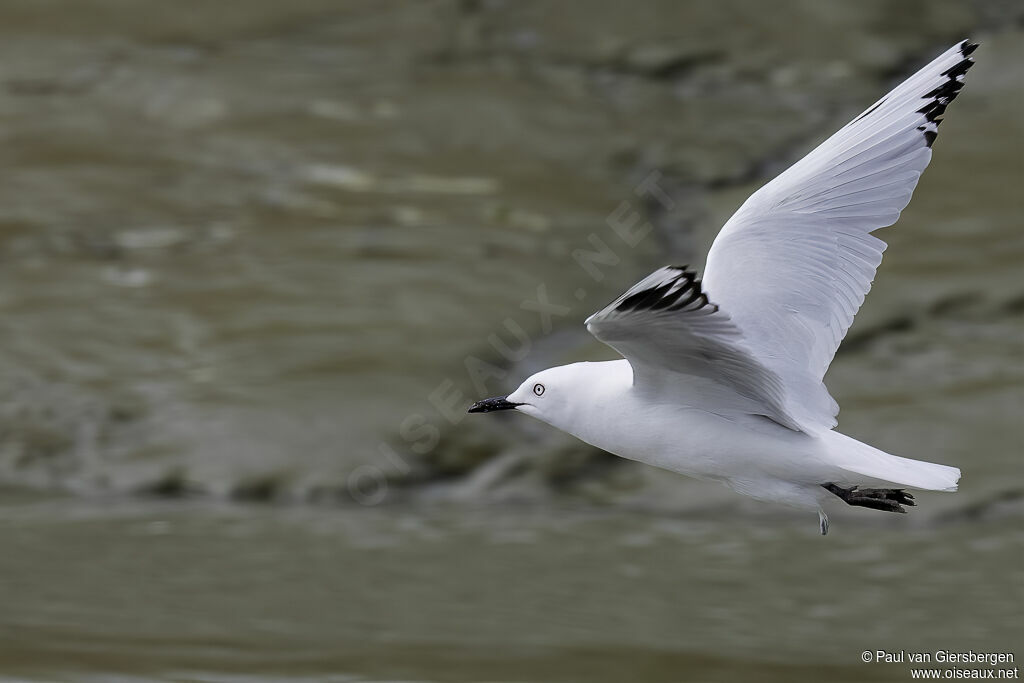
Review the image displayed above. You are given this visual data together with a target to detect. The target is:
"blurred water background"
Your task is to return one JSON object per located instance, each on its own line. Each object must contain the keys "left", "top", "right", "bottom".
{"left": 0, "top": 1, "right": 1021, "bottom": 681}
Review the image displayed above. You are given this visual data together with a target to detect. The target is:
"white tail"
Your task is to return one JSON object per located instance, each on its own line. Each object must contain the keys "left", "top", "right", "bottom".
{"left": 824, "top": 431, "right": 960, "bottom": 491}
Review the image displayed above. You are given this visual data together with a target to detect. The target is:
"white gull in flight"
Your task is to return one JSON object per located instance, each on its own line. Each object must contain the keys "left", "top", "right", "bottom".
{"left": 469, "top": 40, "right": 978, "bottom": 534}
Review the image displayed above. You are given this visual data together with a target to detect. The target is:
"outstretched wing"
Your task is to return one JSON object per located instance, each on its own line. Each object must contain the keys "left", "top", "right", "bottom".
{"left": 585, "top": 266, "right": 806, "bottom": 431}
{"left": 702, "top": 39, "right": 977, "bottom": 430}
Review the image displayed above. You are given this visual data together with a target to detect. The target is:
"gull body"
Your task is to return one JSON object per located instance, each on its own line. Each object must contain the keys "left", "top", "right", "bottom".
{"left": 505, "top": 359, "right": 956, "bottom": 514}
{"left": 469, "top": 40, "right": 976, "bottom": 533}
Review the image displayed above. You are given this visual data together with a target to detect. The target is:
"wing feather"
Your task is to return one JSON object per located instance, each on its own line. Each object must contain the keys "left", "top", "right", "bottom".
{"left": 701, "top": 39, "right": 977, "bottom": 430}
{"left": 585, "top": 266, "right": 805, "bottom": 430}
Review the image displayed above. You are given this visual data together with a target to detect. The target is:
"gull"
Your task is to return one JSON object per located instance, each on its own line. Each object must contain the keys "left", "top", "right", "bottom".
{"left": 469, "top": 40, "right": 977, "bottom": 534}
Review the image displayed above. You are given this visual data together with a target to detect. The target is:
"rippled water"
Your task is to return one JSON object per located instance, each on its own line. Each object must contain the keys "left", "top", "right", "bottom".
{"left": 0, "top": 2, "right": 1021, "bottom": 681}
{"left": 1, "top": 494, "right": 1021, "bottom": 683}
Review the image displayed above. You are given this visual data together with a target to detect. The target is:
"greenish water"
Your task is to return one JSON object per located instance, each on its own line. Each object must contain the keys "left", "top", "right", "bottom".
{"left": 0, "top": 494, "right": 1021, "bottom": 682}
{"left": 0, "top": 1, "right": 1021, "bottom": 681}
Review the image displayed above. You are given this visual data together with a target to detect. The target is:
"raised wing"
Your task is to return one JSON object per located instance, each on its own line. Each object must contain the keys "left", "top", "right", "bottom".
{"left": 702, "top": 39, "right": 977, "bottom": 430}
{"left": 585, "top": 266, "right": 806, "bottom": 430}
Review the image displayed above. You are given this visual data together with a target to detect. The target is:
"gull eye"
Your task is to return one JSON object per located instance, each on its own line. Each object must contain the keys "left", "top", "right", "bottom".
{"left": 533, "top": 383, "right": 545, "bottom": 396}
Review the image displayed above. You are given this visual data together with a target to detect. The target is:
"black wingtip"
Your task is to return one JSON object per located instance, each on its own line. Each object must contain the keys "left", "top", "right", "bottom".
{"left": 613, "top": 266, "right": 711, "bottom": 316}
{"left": 919, "top": 43, "right": 977, "bottom": 130}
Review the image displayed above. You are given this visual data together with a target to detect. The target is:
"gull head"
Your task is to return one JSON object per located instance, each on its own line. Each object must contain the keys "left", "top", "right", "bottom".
{"left": 467, "top": 362, "right": 616, "bottom": 430}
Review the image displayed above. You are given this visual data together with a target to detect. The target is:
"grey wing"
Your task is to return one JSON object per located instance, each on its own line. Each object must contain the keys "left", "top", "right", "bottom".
{"left": 702, "top": 40, "right": 977, "bottom": 431}
{"left": 585, "top": 266, "right": 805, "bottom": 431}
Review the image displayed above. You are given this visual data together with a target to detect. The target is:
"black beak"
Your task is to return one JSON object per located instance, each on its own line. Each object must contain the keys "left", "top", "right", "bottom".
{"left": 467, "top": 396, "right": 522, "bottom": 414}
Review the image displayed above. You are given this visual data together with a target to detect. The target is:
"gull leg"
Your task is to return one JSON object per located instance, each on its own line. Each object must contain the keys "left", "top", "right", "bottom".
{"left": 818, "top": 508, "right": 830, "bottom": 536}
{"left": 822, "top": 483, "right": 916, "bottom": 514}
